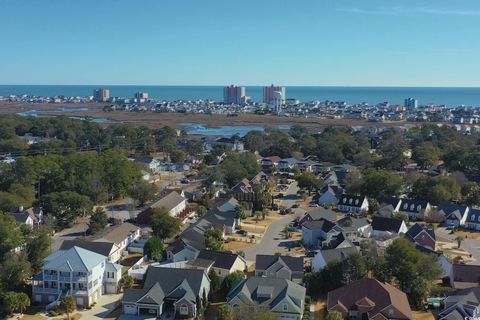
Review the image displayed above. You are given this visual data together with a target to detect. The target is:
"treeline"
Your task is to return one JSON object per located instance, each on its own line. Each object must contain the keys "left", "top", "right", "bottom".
{"left": 0, "top": 115, "right": 185, "bottom": 156}
{"left": 0, "top": 150, "right": 142, "bottom": 227}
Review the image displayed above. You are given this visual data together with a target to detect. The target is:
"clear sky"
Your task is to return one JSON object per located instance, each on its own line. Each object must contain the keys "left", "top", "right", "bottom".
{"left": 1, "top": 0, "right": 480, "bottom": 86}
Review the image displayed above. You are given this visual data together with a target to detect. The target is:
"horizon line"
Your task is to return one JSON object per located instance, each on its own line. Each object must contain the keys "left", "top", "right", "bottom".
{"left": 1, "top": 84, "right": 480, "bottom": 89}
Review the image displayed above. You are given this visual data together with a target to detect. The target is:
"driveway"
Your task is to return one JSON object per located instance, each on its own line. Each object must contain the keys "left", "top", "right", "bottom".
{"left": 436, "top": 227, "right": 480, "bottom": 264}
{"left": 242, "top": 215, "right": 296, "bottom": 261}
{"left": 77, "top": 293, "right": 123, "bottom": 318}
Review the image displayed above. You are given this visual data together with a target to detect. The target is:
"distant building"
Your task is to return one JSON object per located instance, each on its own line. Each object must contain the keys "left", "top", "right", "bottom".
{"left": 223, "top": 85, "right": 246, "bottom": 104}
{"left": 263, "top": 85, "right": 286, "bottom": 105}
{"left": 404, "top": 97, "right": 418, "bottom": 109}
{"left": 134, "top": 92, "right": 149, "bottom": 102}
{"left": 273, "top": 90, "right": 283, "bottom": 114}
{"left": 93, "top": 88, "right": 110, "bottom": 102}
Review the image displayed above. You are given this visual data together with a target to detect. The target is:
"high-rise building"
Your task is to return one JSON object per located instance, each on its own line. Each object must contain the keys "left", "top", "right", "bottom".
{"left": 263, "top": 85, "right": 286, "bottom": 105}
{"left": 134, "top": 92, "right": 149, "bottom": 100}
{"left": 93, "top": 88, "right": 110, "bottom": 102}
{"left": 404, "top": 98, "right": 418, "bottom": 109}
{"left": 223, "top": 85, "right": 246, "bottom": 104}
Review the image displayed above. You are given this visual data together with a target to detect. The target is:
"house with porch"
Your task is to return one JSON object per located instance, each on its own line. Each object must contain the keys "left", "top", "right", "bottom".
{"left": 122, "top": 267, "right": 210, "bottom": 318}
{"left": 32, "top": 246, "right": 122, "bottom": 307}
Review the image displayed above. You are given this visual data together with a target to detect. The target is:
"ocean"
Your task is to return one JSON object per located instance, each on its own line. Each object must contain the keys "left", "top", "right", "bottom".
{"left": 1, "top": 85, "right": 480, "bottom": 107}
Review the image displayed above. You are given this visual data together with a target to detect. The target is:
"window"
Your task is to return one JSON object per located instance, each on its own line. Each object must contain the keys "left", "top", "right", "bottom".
{"left": 343, "top": 198, "right": 347, "bottom": 204}
{"left": 283, "top": 303, "right": 288, "bottom": 312}
{"left": 472, "top": 215, "right": 476, "bottom": 221}
{"left": 179, "top": 304, "right": 188, "bottom": 315}
{"left": 355, "top": 199, "right": 359, "bottom": 205}
{"left": 417, "top": 205, "right": 422, "bottom": 211}
{"left": 349, "top": 198, "right": 353, "bottom": 204}
{"left": 403, "top": 203, "right": 407, "bottom": 210}
{"left": 410, "top": 204, "right": 414, "bottom": 211}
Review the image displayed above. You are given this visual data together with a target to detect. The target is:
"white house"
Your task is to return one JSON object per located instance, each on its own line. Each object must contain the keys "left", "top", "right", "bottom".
{"left": 312, "top": 247, "right": 358, "bottom": 272}
{"left": 336, "top": 195, "right": 369, "bottom": 214}
{"left": 92, "top": 222, "right": 141, "bottom": 258}
{"left": 32, "top": 246, "right": 122, "bottom": 307}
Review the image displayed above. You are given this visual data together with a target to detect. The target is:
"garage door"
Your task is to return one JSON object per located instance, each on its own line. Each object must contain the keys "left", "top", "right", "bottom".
{"left": 123, "top": 304, "right": 137, "bottom": 315}
{"left": 76, "top": 297, "right": 83, "bottom": 306}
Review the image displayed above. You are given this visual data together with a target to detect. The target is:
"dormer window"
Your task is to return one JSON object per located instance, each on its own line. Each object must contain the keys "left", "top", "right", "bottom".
{"left": 355, "top": 199, "right": 359, "bottom": 205}
{"left": 283, "top": 303, "right": 288, "bottom": 311}
{"left": 343, "top": 198, "right": 347, "bottom": 203}
{"left": 349, "top": 198, "right": 353, "bottom": 204}
{"left": 417, "top": 205, "right": 422, "bottom": 211}
{"left": 403, "top": 203, "right": 408, "bottom": 209}
{"left": 410, "top": 204, "right": 414, "bottom": 211}
{"left": 472, "top": 215, "right": 476, "bottom": 221}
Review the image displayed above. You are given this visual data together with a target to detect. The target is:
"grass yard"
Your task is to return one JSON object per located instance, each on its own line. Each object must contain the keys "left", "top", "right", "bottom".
{"left": 453, "top": 230, "right": 480, "bottom": 239}
{"left": 412, "top": 310, "right": 435, "bottom": 320}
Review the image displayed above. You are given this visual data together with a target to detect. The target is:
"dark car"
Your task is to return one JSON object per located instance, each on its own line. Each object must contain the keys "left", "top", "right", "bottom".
{"left": 271, "top": 205, "right": 279, "bottom": 211}
{"left": 291, "top": 204, "right": 299, "bottom": 208}
{"left": 237, "top": 230, "right": 248, "bottom": 236}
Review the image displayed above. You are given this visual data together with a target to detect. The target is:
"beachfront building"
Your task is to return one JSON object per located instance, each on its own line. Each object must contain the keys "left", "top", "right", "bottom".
{"left": 93, "top": 88, "right": 110, "bottom": 102}
{"left": 223, "top": 85, "right": 246, "bottom": 104}
{"left": 263, "top": 85, "right": 286, "bottom": 105}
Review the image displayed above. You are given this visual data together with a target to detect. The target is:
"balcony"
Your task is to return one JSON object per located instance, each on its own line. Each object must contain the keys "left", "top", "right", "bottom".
{"left": 32, "top": 286, "right": 60, "bottom": 294}
{"left": 44, "top": 274, "right": 58, "bottom": 281}
{"left": 72, "top": 276, "right": 88, "bottom": 282}
{"left": 70, "top": 289, "right": 88, "bottom": 295}
{"left": 58, "top": 276, "right": 71, "bottom": 281}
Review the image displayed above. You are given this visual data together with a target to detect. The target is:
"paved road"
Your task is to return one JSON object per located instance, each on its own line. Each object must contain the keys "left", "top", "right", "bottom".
{"left": 51, "top": 219, "right": 89, "bottom": 251}
{"left": 242, "top": 215, "right": 295, "bottom": 261}
{"left": 280, "top": 181, "right": 299, "bottom": 209}
{"left": 436, "top": 227, "right": 480, "bottom": 264}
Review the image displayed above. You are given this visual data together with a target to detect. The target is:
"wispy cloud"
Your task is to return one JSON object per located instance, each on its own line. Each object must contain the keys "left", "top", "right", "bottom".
{"left": 339, "top": 7, "right": 480, "bottom": 17}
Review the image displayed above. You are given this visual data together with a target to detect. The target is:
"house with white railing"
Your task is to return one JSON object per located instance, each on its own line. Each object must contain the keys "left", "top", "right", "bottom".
{"left": 32, "top": 246, "right": 122, "bottom": 308}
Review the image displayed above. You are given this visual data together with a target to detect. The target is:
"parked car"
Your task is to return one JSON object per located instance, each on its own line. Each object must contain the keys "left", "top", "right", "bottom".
{"left": 271, "top": 205, "right": 279, "bottom": 211}
{"left": 308, "top": 203, "right": 319, "bottom": 207}
{"left": 237, "top": 230, "right": 248, "bottom": 236}
{"left": 291, "top": 204, "right": 299, "bottom": 208}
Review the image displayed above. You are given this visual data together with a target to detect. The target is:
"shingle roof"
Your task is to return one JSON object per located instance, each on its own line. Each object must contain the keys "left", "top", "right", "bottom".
{"left": 303, "top": 218, "right": 336, "bottom": 232}
{"left": 338, "top": 194, "right": 367, "bottom": 208}
{"left": 371, "top": 216, "right": 404, "bottom": 233}
{"left": 327, "top": 278, "right": 413, "bottom": 320}
{"left": 438, "top": 204, "right": 469, "bottom": 217}
{"left": 305, "top": 208, "right": 337, "bottom": 222}
{"left": 59, "top": 240, "right": 116, "bottom": 257}
{"left": 255, "top": 254, "right": 304, "bottom": 274}
{"left": 439, "top": 288, "right": 480, "bottom": 320}
{"left": 150, "top": 191, "right": 186, "bottom": 211}
{"left": 227, "top": 277, "right": 305, "bottom": 314}
{"left": 399, "top": 199, "right": 430, "bottom": 213}
{"left": 92, "top": 222, "right": 140, "bottom": 245}
{"left": 197, "top": 250, "right": 244, "bottom": 271}
{"left": 318, "top": 247, "right": 358, "bottom": 266}
{"left": 405, "top": 223, "right": 435, "bottom": 242}
{"left": 451, "top": 264, "right": 480, "bottom": 285}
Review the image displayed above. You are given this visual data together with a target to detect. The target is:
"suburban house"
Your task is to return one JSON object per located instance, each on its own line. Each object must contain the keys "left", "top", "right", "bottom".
{"left": 377, "top": 198, "right": 403, "bottom": 217}
{"left": 371, "top": 216, "right": 408, "bottom": 237}
{"left": 92, "top": 222, "right": 141, "bottom": 255}
{"left": 405, "top": 223, "right": 436, "bottom": 251}
{"left": 166, "top": 207, "right": 238, "bottom": 262}
{"left": 187, "top": 250, "right": 247, "bottom": 278}
{"left": 11, "top": 206, "right": 43, "bottom": 228}
{"left": 397, "top": 199, "right": 432, "bottom": 220}
{"left": 450, "top": 264, "right": 480, "bottom": 289}
{"left": 122, "top": 267, "right": 210, "bottom": 318}
{"left": 298, "top": 207, "right": 337, "bottom": 226}
{"left": 260, "top": 156, "right": 282, "bottom": 169}
{"left": 302, "top": 218, "right": 341, "bottom": 248}
{"left": 317, "top": 186, "right": 340, "bottom": 206}
{"left": 312, "top": 246, "right": 358, "bottom": 272}
{"left": 137, "top": 190, "right": 188, "bottom": 223}
{"left": 465, "top": 209, "right": 480, "bottom": 231}
{"left": 227, "top": 277, "right": 306, "bottom": 320}
{"left": 204, "top": 136, "right": 244, "bottom": 152}
{"left": 336, "top": 216, "right": 371, "bottom": 238}
{"left": 321, "top": 232, "right": 354, "bottom": 250}
{"left": 59, "top": 240, "right": 122, "bottom": 263}
{"left": 32, "top": 246, "right": 122, "bottom": 307}
{"left": 255, "top": 255, "right": 304, "bottom": 284}
{"left": 438, "top": 288, "right": 480, "bottom": 320}
{"left": 439, "top": 204, "right": 470, "bottom": 228}
{"left": 336, "top": 195, "right": 369, "bottom": 214}
{"left": 277, "top": 158, "right": 299, "bottom": 171}
{"left": 327, "top": 278, "right": 413, "bottom": 320}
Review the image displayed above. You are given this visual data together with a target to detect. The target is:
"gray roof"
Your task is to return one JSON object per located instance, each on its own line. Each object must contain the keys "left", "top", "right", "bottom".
{"left": 439, "top": 288, "right": 480, "bottom": 320}
{"left": 227, "top": 277, "right": 305, "bottom": 314}
{"left": 337, "top": 216, "right": 369, "bottom": 232}
{"left": 196, "top": 250, "right": 244, "bottom": 271}
{"left": 59, "top": 240, "right": 116, "bottom": 257}
{"left": 150, "top": 191, "right": 186, "bottom": 211}
{"left": 123, "top": 267, "right": 207, "bottom": 305}
{"left": 317, "top": 246, "right": 358, "bottom": 265}
{"left": 255, "top": 254, "right": 304, "bottom": 274}
{"left": 371, "top": 216, "right": 404, "bottom": 233}
{"left": 303, "top": 218, "right": 336, "bottom": 232}
{"left": 92, "top": 222, "right": 140, "bottom": 245}
{"left": 44, "top": 246, "right": 107, "bottom": 272}
{"left": 304, "top": 208, "right": 337, "bottom": 222}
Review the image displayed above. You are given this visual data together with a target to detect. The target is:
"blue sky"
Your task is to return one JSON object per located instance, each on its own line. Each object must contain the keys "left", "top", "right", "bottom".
{"left": 1, "top": 0, "right": 479, "bottom": 86}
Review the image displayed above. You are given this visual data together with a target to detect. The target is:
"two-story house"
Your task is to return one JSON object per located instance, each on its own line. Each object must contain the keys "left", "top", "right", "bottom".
{"left": 122, "top": 267, "right": 210, "bottom": 318}
{"left": 92, "top": 222, "right": 141, "bottom": 257}
{"left": 32, "top": 246, "right": 122, "bottom": 307}
{"left": 227, "top": 277, "right": 305, "bottom": 320}
{"left": 255, "top": 255, "right": 304, "bottom": 284}
{"left": 188, "top": 250, "right": 247, "bottom": 278}
{"left": 336, "top": 195, "right": 369, "bottom": 215}
{"left": 398, "top": 199, "right": 432, "bottom": 221}
{"left": 302, "top": 218, "right": 341, "bottom": 248}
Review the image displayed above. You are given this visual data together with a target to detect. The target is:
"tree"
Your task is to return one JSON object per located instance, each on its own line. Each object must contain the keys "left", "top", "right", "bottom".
{"left": 170, "top": 149, "right": 187, "bottom": 163}
{"left": 197, "top": 205, "right": 207, "bottom": 217}
{"left": 37, "top": 191, "right": 93, "bottom": 227}
{"left": 221, "top": 271, "right": 244, "bottom": 292}
{"left": 281, "top": 225, "right": 292, "bottom": 239}
{"left": 361, "top": 168, "right": 402, "bottom": 199}
{"left": 129, "top": 180, "right": 158, "bottom": 207}
{"left": 455, "top": 236, "right": 464, "bottom": 249}
{"left": 261, "top": 208, "right": 269, "bottom": 220}
{"left": 119, "top": 274, "right": 134, "bottom": 290}
{"left": 59, "top": 296, "right": 76, "bottom": 320}
{"left": 144, "top": 236, "right": 164, "bottom": 261}
{"left": 0, "top": 213, "right": 25, "bottom": 262}
{"left": 411, "top": 176, "right": 460, "bottom": 205}
{"left": 26, "top": 226, "right": 52, "bottom": 273}
{"left": 16, "top": 292, "right": 30, "bottom": 314}
{"left": 412, "top": 142, "right": 440, "bottom": 169}
{"left": 217, "top": 304, "right": 234, "bottom": 320}
{"left": 297, "top": 172, "right": 322, "bottom": 193}
{"left": 462, "top": 182, "right": 480, "bottom": 206}
{"left": 234, "top": 204, "right": 248, "bottom": 219}
{"left": 0, "top": 254, "right": 32, "bottom": 292}
{"left": 205, "top": 228, "right": 224, "bottom": 251}
{"left": 344, "top": 169, "right": 363, "bottom": 195}
{"left": 208, "top": 269, "right": 222, "bottom": 292}
{"left": 326, "top": 311, "right": 344, "bottom": 320}
{"left": 151, "top": 208, "right": 181, "bottom": 240}
{"left": 250, "top": 308, "right": 279, "bottom": 320}
{"left": 3, "top": 291, "right": 20, "bottom": 315}
{"left": 254, "top": 210, "right": 262, "bottom": 222}
{"left": 87, "top": 207, "right": 108, "bottom": 235}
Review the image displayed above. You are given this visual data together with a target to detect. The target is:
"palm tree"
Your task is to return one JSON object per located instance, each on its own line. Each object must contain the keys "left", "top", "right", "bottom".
{"left": 455, "top": 236, "right": 465, "bottom": 249}
{"left": 59, "top": 296, "right": 76, "bottom": 320}
{"left": 16, "top": 293, "right": 30, "bottom": 314}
